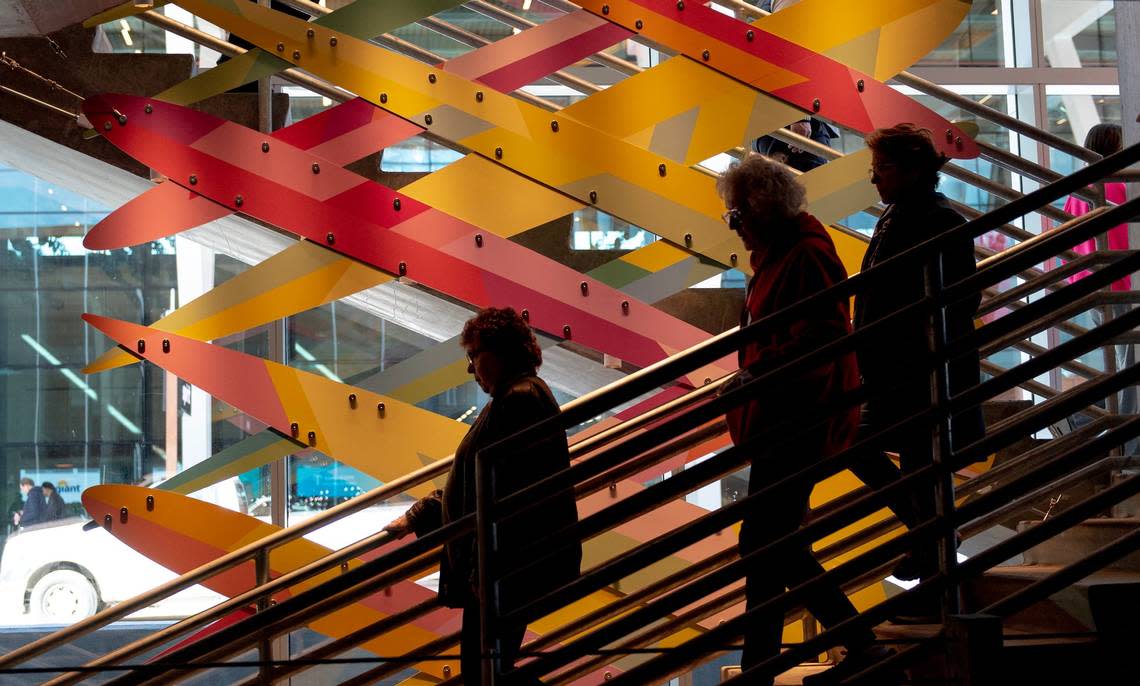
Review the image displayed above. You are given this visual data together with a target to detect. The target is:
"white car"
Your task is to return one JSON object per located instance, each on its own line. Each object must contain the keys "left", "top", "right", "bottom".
{"left": 0, "top": 516, "right": 227, "bottom": 623}
{"left": 0, "top": 496, "right": 426, "bottom": 624}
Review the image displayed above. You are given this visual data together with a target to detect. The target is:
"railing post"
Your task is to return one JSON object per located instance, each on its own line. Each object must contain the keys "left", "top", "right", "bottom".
{"left": 925, "top": 256, "right": 962, "bottom": 620}
{"left": 475, "top": 448, "right": 501, "bottom": 685}
{"left": 944, "top": 613, "right": 1003, "bottom": 686}
{"left": 255, "top": 549, "right": 275, "bottom": 685}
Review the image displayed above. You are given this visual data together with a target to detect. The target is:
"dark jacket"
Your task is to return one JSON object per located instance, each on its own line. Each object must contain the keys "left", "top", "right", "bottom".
{"left": 727, "top": 212, "right": 861, "bottom": 459}
{"left": 853, "top": 192, "right": 985, "bottom": 456}
{"left": 44, "top": 491, "right": 65, "bottom": 521}
{"left": 405, "top": 373, "right": 581, "bottom": 610}
{"left": 754, "top": 119, "right": 838, "bottom": 172}
{"left": 19, "top": 487, "right": 45, "bottom": 527}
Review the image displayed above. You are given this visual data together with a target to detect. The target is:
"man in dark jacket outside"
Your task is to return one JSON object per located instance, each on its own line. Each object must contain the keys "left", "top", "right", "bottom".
{"left": 385, "top": 307, "right": 580, "bottom": 685}
{"left": 14, "top": 477, "right": 45, "bottom": 528}
{"left": 854, "top": 124, "right": 985, "bottom": 591}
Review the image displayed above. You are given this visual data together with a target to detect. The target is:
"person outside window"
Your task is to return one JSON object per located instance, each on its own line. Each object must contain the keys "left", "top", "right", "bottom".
{"left": 14, "top": 477, "right": 45, "bottom": 529}
{"left": 42, "top": 482, "right": 66, "bottom": 521}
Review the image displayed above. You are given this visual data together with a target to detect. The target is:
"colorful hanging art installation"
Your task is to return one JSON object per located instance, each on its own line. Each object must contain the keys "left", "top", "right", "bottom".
{"left": 79, "top": 0, "right": 974, "bottom": 681}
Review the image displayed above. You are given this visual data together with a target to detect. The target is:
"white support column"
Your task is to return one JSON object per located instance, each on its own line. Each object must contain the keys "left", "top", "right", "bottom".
{"left": 174, "top": 235, "right": 214, "bottom": 474}
{"left": 1039, "top": 1, "right": 1115, "bottom": 143}
{"left": 1120, "top": 0, "right": 1140, "bottom": 298}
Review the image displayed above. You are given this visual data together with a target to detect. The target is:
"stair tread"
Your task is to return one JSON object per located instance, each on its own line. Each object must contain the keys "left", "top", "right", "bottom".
{"left": 984, "top": 564, "right": 1140, "bottom": 584}
{"left": 1066, "top": 517, "right": 1140, "bottom": 528}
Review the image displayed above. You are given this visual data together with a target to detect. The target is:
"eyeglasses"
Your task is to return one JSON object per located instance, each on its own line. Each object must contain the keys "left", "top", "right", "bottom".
{"left": 722, "top": 208, "right": 743, "bottom": 229}
{"left": 465, "top": 348, "right": 486, "bottom": 364}
{"left": 867, "top": 162, "right": 898, "bottom": 177}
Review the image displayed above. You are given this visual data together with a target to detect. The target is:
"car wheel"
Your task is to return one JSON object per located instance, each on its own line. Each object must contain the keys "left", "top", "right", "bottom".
{"left": 29, "top": 569, "right": 99, "bottom": 620}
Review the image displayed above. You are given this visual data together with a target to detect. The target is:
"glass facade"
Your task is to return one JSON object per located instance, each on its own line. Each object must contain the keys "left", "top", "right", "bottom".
{"left": 0, "top": 0, "right": 1129, "bottom": 642}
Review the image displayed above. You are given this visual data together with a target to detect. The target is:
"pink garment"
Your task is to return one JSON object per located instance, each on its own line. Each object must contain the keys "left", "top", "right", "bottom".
{"left": 1063, "top": 182, "right": 1130, "bottom": 291}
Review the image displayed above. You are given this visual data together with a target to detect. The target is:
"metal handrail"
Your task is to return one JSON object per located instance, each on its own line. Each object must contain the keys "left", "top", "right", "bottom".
{"left": 0, "top": 457, "right": 449, "bottom": 672}
{"left": 713, "top": 0, "right": 1099, "bottom": 164}
{"left": 55, "top": 177, "right": 1140, "bottom": 683}
{"left": 483, "top": 194, "right": 1140, "bottom": 674}
{"left": 804, "top": 461, "right": 1140, "bottom": 686}
{"left": 40, "top": 2, "right": 1140, "bottom": 674}
{"left": 503, "top": 254, "right": 1140, "bottom": 633}
{"left": 421, "top": 200, "right": 1140, "bottom": 672}
{"left": 615, "top": 417, "right": 1140, "bottom": 686}
{"left": 35, "top": 368, "right": 729, "bottom": 681}
{"left": 105, "top": 529, "right": 455, "bottom": 686}
{"left": 43, "top": 535, "right": 441, "bottom": 686}
{"left": 22, "top": 379, "right": 724, "bottom": 679}
{"left": 514, "top": 384, "right": 1140, "bottom": 684}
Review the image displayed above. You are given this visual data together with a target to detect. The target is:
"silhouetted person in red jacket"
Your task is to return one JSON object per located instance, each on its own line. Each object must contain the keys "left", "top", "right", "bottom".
{"left": 719, "top": 155, "right": 893, "bottom": 685}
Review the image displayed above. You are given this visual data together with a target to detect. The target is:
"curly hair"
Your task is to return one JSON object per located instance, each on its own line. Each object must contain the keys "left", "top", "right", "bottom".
{"left": 716, "top": 154, "right": 806, "bottom": 228}
{"left": 865, "top": 123, "right": 948, "bottom": 190}
{"left": 461, "top": 307, "right": 542, "bottom": 371}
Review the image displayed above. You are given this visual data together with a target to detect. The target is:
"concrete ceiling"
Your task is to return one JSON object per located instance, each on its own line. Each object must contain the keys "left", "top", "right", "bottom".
{"left": 0, "top": 0, "right": 124, "bottom": 37}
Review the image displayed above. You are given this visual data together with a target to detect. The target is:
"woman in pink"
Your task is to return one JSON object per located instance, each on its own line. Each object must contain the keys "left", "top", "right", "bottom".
{"left": 1063, "top": 123, "right": 1130, "bottom": 290}
{"left": 1062, "top": 123, "right": 1134, "bottom": 419}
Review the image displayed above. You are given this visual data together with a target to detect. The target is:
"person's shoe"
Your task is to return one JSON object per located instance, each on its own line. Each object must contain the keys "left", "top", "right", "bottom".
{"left": 800, "top": 645, "right": 899, "bottom": 686}
{"left": 889, "top": 553, "right": 925, "bottom": 582}
{"left": 887, "top": 595, "right": 942, "bottom": 625}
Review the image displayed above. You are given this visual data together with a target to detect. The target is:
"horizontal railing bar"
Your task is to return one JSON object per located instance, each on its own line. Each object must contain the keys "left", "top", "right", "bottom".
{"left": 891, "top": 72, "right": 1098, "bottom": 163}
{"left": 983, "top": 526, "right": 1140, "bottom": 619}
{"left": 977, "top": 360, "right": 1104, "bottom": 420}
{"left": 232, "top": 597, "right": 446, "bottom": 686}
{"left": 955, "top": 361, "right": 1140, "bottom": 467}
{"left": 811, "top": 461, "right": 1140, "bottom": 686}
{"left": 0, "top": 456, "right": 452, "bottom": 671}
{"left": 514, "top": 353, "right": 1140, "bottom": 645}
{"left": 959, "top": 288, "right": 1140, "bottom": 411}
{"left": 503, "top": 282, "right": 1135, "bottom": 610}
{"left": 39, "top": 527, "right": 425, "bottom": 686}
{"left": 946, "top": 198, "right": 1140, "bottom": 308}
{"left": 109, "top": 523, "right": 466, "bottom": 686}
{"left": 483, "top": 143, "right": 1140, "bottom": 472}
{"left": 977, "top": 252, "right": 1109, "bottom": 317}
{"left": 981, "top": 291, "right": 1100, "bottom": 357}
{"left": 140, "top": 11, "right": 346, "bottom": 101}
{"left": 652, "top": 421, "right": 1140, "bottom": 686}
{"left": 476, "top": 0, "right": 641, "bottom": 75}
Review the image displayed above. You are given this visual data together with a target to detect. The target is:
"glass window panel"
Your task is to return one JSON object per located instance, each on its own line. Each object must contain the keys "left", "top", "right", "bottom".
{"left": 0, "top": 162, "right": 270, "bottom": 630}
{"left": 916, "top": 0, "right": 1005, "bottom": 67}
{"left": 569, "top": 207, "right": 657, "bottom": 251}
{"left": 1044, "top": 92, "right": 1122, "bottom": 150}
{"left": 1041, "top": 1, "right": 1116, "bottom": 68}
{"left": 380, "top": 136, "right": 464, "bottom": 173}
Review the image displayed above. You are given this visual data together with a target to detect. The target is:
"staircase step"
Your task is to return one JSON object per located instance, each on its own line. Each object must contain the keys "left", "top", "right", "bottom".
{"left": 962, "top": 564, "right": 1140, "bottom": 634}
{"left": 1018, "top": 518, "right": 1140, "bottom": 571}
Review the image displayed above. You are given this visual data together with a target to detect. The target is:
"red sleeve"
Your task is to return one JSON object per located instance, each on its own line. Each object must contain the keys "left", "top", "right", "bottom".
{"left": 742, "top": 240, "right": 850, "bottom": 374}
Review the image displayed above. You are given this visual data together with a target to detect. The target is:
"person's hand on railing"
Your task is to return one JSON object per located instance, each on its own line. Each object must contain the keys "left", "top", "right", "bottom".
{"left": 383, "top": 514, "right": 413, "bottom": 539}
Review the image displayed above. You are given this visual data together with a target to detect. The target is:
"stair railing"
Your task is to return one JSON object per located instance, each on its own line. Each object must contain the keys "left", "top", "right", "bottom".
{"left": 467, "top": 147, "right": 1140, "bottom": 683}
{"left": 24, "top": 143, "right": 1138, "bottom": 686}
{"left": 12, "top": 6, "right": 1135, "bottom": 681}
